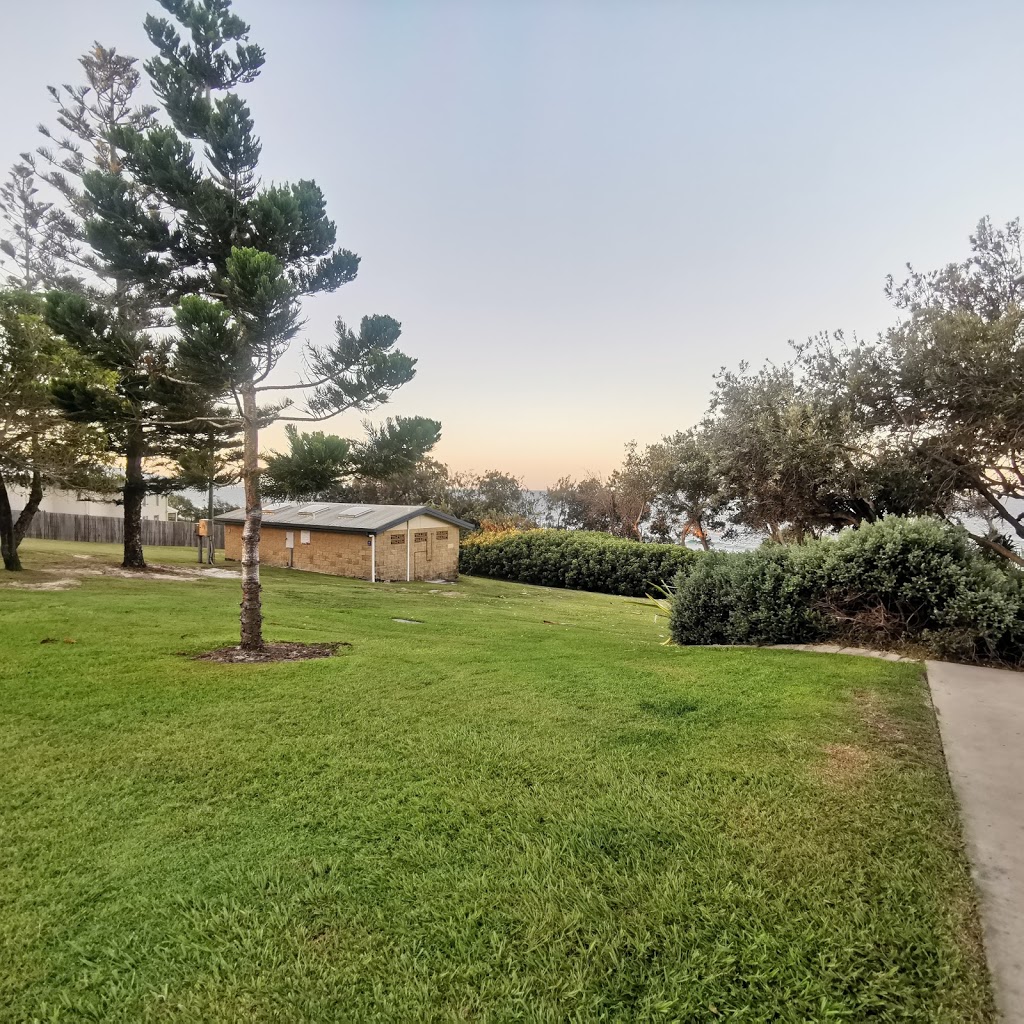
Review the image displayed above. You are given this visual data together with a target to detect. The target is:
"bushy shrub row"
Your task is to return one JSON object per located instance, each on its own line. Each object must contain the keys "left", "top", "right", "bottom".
{"left": 670, "top": 517, "right": 1024, "bottom": 664}
{"left": 459, "top": 529, "right": 695, "bottom": 597}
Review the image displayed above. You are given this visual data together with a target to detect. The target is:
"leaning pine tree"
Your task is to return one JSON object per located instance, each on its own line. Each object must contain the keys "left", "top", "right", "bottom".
{"left": 82, "top": 0, "right": 417, "bottom": 650}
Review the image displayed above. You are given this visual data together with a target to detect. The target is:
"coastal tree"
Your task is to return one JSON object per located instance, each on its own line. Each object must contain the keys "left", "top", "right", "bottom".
{"left": 545, "top": 475, "right": 616, "bottom": 533}
{"left": 166, "top": 408, "right": 243, "bottom": 561}
{"left": 0, "top": 291, "right": 109, "bottom": 570}
{"left": 647, "top": 428, "right": 729, "bottom": 549}
{"left": 262, "top": 416, "right": 441, "bottom": 503}
{"left": 29, "top": 43, "right": 178, "bottom": 569}
{"left": 262, "top": 426, "right": 352, "bottom": 503}
{"left": 799, "top": 218, "right": 1024, "bottom": 564}
{"left": 0, "top": 162, "right": 72, "bottom": 291}
{"left": 80, "top": 0, "right": 418, "bottom": 649}
{"left": 607, "top": 442, "right": 659, "bottom": 541}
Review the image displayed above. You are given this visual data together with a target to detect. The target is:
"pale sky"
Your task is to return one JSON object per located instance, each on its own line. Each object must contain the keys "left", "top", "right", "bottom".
{"left": 2, "top": 1, "right": 1022, "bottom": 487}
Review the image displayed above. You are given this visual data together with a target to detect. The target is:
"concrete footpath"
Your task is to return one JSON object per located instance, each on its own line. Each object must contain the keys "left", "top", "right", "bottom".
{"left": 927, "top": 661, "right": 1024, "bottom": 1022}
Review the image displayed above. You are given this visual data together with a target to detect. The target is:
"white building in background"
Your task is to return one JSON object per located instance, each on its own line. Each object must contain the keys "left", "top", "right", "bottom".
{"left": 7, "top": 485, "right": 172, "bottom": 521}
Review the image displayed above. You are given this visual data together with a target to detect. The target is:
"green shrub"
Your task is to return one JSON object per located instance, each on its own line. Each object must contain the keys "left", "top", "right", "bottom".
{"left": 672, "top": 546, "right": 825, "bottom": 646}
{"left": 668, "top": 555, "right": 734, "bottom": 645}
{"left": 669, "top": 517, "right": 1024, "bottom": 665}
{"left": 459, "top": 530, "right": 695, "bottom": 597}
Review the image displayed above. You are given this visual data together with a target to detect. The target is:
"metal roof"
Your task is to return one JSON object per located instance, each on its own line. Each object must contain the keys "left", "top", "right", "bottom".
{"left": 215, "top": 502, "right": 474, "bottom": 534}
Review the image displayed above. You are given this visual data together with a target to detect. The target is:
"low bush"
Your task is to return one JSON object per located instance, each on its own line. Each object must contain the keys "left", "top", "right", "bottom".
{"left": 459, "top": 529, "right": 695, "bottom": 597}
{"left": 670, "top": 517, "right": 1024, "bottom": 664}
{"left": 671, "top": 546, "right": 825, "bottom": 647}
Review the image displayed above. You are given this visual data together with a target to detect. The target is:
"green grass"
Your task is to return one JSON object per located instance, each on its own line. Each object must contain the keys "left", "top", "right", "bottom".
{"left": 0, "top": 539, "right": 992, "bottom": 1022}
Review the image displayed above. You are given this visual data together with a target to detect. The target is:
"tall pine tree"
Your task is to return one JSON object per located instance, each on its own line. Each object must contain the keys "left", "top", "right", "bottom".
{"left": 34, "top": 44, "right": 181, "bottom": 569}
{"left": 0, "top": 162, "right": 73, "bottom": 291}
{"left": 82, "top": 0, "right": 418, "bottom": 649}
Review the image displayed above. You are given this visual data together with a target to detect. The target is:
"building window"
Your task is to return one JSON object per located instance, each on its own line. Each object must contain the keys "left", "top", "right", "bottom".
{"left": 300, "top": 530, "right": 311, "bottom": 544}
{"left": 414, "top": 532, "right": 428, "bottom": 542}
{"left": 435, "top": 530, "right": 448, "bottom": 540}
{"left": 391, "top": 534, "right": 405, "bottom": 544}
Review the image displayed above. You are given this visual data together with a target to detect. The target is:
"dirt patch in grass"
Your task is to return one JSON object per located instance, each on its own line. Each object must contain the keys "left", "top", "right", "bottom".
{"left": 192, "top": 641, "right": 350, "bottom": 664}
{"left": 2, "top": 578, "right": 81, "bottom": 591}
{"left": 855, "top": 689, "right": 907, "bottom": 745}
{"left": 2, "top": 562, "right": 239, "bottom": 589}
{"left": 100, "top": 563, "right": 240, "bottom": 582}
{"left": 819, "top": 743, "right": 874, "bottom": 785}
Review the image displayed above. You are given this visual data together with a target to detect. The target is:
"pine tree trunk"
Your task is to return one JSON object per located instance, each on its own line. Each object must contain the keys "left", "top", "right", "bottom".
{"left": 207, "top": 477, "right": 215, "bottom": 564}
{"left": 13, "top": 469, "right": 43, "bottom": 545}
{"left": 0, "top": 469, "right": 21, "bottom": 572}
{"left": 239, "top": 385, "right": 263, "bottom": 650}
{"left": 122, "top": 429, "right": 147, "bottom": 569}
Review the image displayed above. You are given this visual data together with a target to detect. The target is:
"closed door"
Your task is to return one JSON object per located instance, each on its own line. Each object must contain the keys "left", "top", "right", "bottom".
{"left": 413, "top": 531, "right": 430, "bottom": 579}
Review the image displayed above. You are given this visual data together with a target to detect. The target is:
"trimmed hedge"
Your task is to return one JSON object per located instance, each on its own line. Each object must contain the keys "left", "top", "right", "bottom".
{"left": 459, "top": 530, "right": 695, "bottom": 597}
{"left": 670, "top": 517, "right": 1024, "bottom": 665}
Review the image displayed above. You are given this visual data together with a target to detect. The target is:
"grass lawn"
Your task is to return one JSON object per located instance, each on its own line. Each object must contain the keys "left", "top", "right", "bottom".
{"left": 0, "top": 539, "right": 992, "bottom": 1022}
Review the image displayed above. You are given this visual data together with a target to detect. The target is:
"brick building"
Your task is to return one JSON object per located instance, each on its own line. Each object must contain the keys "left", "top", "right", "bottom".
{"left": 217, "top": 502, "right": 473, "bottom": 582}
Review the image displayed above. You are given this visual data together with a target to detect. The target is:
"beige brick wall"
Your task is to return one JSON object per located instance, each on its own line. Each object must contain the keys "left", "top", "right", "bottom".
{"left": 375, "top": 524, "right": 459, "bottom": 582}
{"left": 223, "top": 518, "right": 458, "bottom": 582}
{"left": 297, "top": 529, "right": 373, "bottom": 579}
{"left": 224, "top": 523, "right": 242, "bottom": 561}
{"left": 223, "top": 523, "right": 372, "bottom": 579}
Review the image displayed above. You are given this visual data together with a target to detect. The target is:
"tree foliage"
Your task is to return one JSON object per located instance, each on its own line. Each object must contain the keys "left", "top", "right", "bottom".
{"left": 27, "top": 42, "right": 186, "bottom": 569}
{"left": 647, "top": 428, "right": 729, "bottom": 549}
{"left": 262, "top": 426, "right": 352, "bottom": 503}
{"left": 0, "top": 291, "right": 110, "bottom": 569}
{"left": 0, "top": 163, "right": 72, "bottom": 291}
{"left": 640, "top": 216, "right": 1024, "bottom": 565}
{"left": 261, "top": 416, "right": 441, "bottom": 503}
{"left": 69, "top": 0, "right": 420, "bottom": 647}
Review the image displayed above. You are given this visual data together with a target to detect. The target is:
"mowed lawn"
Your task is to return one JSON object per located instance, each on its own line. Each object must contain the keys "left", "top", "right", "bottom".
{"left": 0, "top": 540, "right": 992, "bottom": 1023}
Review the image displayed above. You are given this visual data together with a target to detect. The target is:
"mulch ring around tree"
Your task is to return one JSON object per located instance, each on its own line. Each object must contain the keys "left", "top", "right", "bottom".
{"left": 191, "top": 641, "right": 351, "bottom": 664}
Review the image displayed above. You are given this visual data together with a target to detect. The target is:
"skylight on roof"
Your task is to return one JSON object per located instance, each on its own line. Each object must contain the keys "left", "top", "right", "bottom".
{"left": 337, "top": 506, "right": 373, "bottom": 517}
{"left": 262, "top": 504, "right": 293, "bottom": 514}
{"left": 296, "top": 503, "right": 330, "bottom": 516}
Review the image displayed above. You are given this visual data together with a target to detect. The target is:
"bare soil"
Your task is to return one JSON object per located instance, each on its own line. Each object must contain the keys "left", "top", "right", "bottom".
{"left": 192, "top": 641, "right": 350, "bottom": 664}
{"left": 1, "top": 561, "right": 239, "bottom": 592}
{"left": 819, "top": 742, "right": 874, "bottom": 785}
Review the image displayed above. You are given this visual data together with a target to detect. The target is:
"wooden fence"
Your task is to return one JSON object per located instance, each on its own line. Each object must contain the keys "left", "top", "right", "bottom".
{"left": 20, "top": 510, "right": 225, "bottom": 549}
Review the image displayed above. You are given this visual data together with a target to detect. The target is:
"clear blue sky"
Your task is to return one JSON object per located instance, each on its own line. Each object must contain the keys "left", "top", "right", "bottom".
{"left": 2, "top": 1, "right": 1021, "bottom": 486}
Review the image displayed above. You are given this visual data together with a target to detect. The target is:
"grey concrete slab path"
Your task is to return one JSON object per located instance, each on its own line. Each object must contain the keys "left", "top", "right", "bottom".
{"left": 927, "top": 661, "right": 1024, "bottom": 1022}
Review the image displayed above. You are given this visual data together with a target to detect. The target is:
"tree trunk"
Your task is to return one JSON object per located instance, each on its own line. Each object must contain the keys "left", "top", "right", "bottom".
{"left": 0, "top": 469, "right": 21, "bottom": 572}
{"left": 122, "top": 428, "right": 147, "bottom": 569}
{"left": 239, "top": 385, "right": 263, "bottom": 650}
{"left": 14, "top": 469, "right": 43, "bottom": 545}
{"left": 207, "top": 476, "right": 215, "bottom": 564}
{"left": 973, "top": 479, "right": 1024, "bottom": 542}
{"left": 967, "top": 530, "right": 1024, "bottom": 568}
{"left": 1, "top": 468, "right": 44, "bottom": 571}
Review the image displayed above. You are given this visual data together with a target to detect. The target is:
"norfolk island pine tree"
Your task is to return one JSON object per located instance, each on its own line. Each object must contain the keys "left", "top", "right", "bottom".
{"left": 26, "top": 45, "right": 182, "bottom": 570}
{"left": 76, "top": 0, "right": 417, "bottom": 650}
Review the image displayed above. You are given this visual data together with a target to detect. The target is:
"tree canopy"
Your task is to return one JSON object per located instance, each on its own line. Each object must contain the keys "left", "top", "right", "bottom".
{"left": 0, "top": 291, "right": 110, "bottom": 570}
{"left": 67, "top": 0, "right": 422, "bottom": 648}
